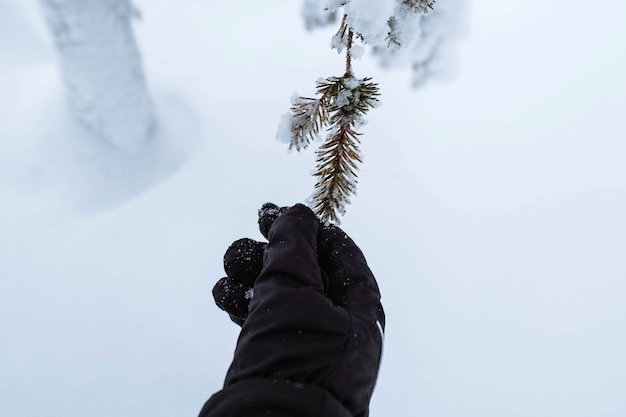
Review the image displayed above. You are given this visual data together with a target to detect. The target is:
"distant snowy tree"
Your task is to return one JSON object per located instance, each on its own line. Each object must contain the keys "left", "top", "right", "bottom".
{"left": 39, "top": 0, "right": 155, "bottom": 153}
{"left": 279, "top": 0, "right": 467, "bottom": 222}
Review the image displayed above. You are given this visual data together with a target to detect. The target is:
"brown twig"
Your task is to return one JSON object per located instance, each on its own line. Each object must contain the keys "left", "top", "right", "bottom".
{"left": 345, "top": 28, "right": 354, "bottom": 77}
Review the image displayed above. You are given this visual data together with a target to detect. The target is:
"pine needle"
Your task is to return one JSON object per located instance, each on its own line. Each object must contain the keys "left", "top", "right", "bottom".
{"left": 288, "top": 97, "right": 327, "bottom": 152}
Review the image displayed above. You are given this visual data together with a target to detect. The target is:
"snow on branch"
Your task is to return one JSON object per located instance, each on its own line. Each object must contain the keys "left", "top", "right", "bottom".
{"left": 310, "top": 76, "right": 379, "bottom": 223}
{"left": 377, "top": 0, "right": 469, "bottom": 87}
{"left": 281, "top": 0, "right": 466, "bottom": 222}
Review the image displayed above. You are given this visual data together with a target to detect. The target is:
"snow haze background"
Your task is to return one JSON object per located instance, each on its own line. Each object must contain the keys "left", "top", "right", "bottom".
{"left": 1, "top": 0, "right": 626, "bottom": 416}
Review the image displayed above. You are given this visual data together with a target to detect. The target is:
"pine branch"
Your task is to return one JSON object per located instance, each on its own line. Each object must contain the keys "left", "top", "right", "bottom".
{"left": 311, "top": 76, "right": 379, "bottom": 223}
{"left": 311, "top": 123, "right": 362, "bottom": 223}
{"left": 279, "top": 12, "right": 380, "bottom": 223}
{"left": 280, "top": 0, "right": 452, "bottom": 221}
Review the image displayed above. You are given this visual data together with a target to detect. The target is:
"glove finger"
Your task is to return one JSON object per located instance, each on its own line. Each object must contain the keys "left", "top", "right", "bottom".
{"left": 212, "top": 276, "right": 253, "bottom": 325}
{"left": 254, "top": 204, "right": 325, "bottom": 293}
{"left": 318, "top": 224, "right": 382, "bottom": 316}
{"left": 258, "top": 202, "right": 289, "bottom": 240}
{"left": 224, "top": 238, "right": 266, "bottom": 287}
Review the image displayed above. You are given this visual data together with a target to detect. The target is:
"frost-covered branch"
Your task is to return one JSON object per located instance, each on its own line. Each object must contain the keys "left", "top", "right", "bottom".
{"left": 377, "top": 0, "right": 468, "bottom": 87}
{"left": 278, "top": 14, "right": 380, "bottom": 222}
{"left": 302, "top": 0, "right": 467, "bottom": 88}
{"left": 279, "top": 0, "right": 465, "bottom": 222}
{"left": 311, "top": 76, "right": 379, "bottom": 222}
{"left": 279, "top": 72, "right": 379, "bottom": 223}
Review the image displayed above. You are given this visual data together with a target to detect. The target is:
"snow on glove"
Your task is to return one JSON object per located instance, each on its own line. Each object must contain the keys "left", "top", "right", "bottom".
{"left": 214, "top": 203, "right": 327, "bottom": 326}
{"left": 212, "top": 277, "right": 250, "bottom": 326}
{"left": 223, "top": 238, "right": 265, "bottom": 288}
{"left": 213, "top": 238, "right": 266, "bottom": 326}
{"left": 257, "top": 202, "right": 289, "bottom": 240}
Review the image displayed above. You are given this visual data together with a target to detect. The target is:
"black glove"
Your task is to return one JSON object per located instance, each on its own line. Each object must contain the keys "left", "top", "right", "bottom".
{"left": 204, "top": 203, "right": 385, "bottom": 417}
{"left": 213, "top": 203, "right": 355, "bottom": 325}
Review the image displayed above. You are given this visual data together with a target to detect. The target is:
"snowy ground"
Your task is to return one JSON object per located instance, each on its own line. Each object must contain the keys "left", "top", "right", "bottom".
{"left": 2, "top": 1, "right": 626, "bottom": 416}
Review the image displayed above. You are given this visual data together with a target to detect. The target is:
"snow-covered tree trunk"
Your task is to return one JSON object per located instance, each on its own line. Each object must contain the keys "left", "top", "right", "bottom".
{"left": 39, "top": 0, "right": 155, "bottom": 153}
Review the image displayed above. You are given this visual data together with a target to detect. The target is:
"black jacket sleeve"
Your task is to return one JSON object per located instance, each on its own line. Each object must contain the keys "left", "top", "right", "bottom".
{"left": 199, "top": 205, "right": 384, "bottom": 417}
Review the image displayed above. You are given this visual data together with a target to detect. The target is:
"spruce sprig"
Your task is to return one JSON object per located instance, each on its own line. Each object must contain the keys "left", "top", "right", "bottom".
{"left": 278, "top": 2, "right": 440, "bottom": 222}
{"left": 280, "top": 17, "right": 380, "bottom": 223}
{"left": 311, "top": 76, "right": 379, "bottom": 223}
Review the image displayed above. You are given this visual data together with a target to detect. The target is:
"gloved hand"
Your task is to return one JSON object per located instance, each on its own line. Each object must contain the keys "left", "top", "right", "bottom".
{"left": 205, "top": 203, "right": 385, "bottom": 417}
{"left": 213, "top": 202, "right": 355, "bottom": 325}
